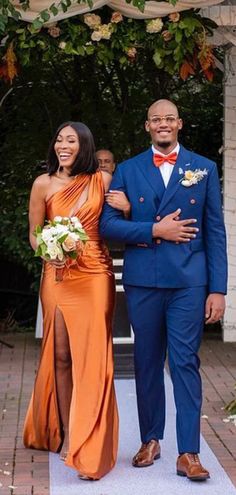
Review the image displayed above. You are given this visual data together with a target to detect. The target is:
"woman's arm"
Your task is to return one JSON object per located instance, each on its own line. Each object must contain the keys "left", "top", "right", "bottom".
{"left": 29, "top": 174, "right": 66, "bottom": 268}
{"left": 101, "top": 170, "right": 112, "bottom": 193}
{"left": 28, "top": 175, "right": 47, "bottom": 251}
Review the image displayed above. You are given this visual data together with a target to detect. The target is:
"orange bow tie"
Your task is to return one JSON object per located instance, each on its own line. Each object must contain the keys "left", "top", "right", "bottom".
{"left": 153, "top": 152, "right": 178, "bottom": 167}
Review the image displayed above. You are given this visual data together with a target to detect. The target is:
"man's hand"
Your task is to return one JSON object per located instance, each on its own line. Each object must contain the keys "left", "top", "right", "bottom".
{"left": 152, "top": 208, "right": 199, "bottom": 242}
{"left": 205, "top": 293, "right": 226, "bottom": 324}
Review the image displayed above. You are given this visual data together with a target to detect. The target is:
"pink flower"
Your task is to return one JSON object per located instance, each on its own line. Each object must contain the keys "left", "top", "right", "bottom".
{"left": 169, "top": 13, "right": 180, "bottom": 23}
{"left": 127, "top": 47, "right": 137, "bottom": 60}
{"left": 62, "top": 236, "right": 77, "bottom": 252}
{"left": 48, "top": 26, "right": 61, "bottom": 38}
{"left": 111, "top": 12, "right": 123, "bottom": 24}
{"left": 162, "top": 30, "right": 172, "bottom": 42}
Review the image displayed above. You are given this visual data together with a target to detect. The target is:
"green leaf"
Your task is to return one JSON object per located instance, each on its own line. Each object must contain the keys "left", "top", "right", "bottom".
{"left": 153, "top": 49, "right": 164, "bottom": 67}
{"left": 61, "top": 2, "right": 68, "bottom": 13}
{"left": 119, "top": 55, "right": 127, "bottom": 65}
{"left": 40, "top": 10, "right": 51, "bottom": 22}
{"left": 76, "top": 45, "right": 85, "bottom": 56}
{"left": 85, "top": 44, "right": 95, "bottom": 55}
{"left": 69, "top": 251, "right": 77, "bottom": 259}
{"left": 179, "top": 17, "right": 202, "bottom": 34}
{"left": 31, "top": 19, "right": 44, "bottom": 31}
{"left": 57, "top": 233, "right": 68, "bottom": 244}
{"left": 175, "top": 29, "right": 183, "bottom": 43}
{"left": 49, "top": 4, "right": 59, "bottom": 16}
{"left": 34, "top": 225, "right": 42, "bottom": 235}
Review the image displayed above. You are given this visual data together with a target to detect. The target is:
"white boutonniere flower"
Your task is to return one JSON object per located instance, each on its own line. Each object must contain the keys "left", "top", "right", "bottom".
{"left": 180, "top": 168, "right": 208, "bottom": 187}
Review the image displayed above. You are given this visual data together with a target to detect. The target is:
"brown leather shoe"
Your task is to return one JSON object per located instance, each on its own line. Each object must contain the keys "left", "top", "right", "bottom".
{"left": 132, "top": 439, "right": 160, "bottom": 467}
{"left": 177, "top": 453, "right": 210, "bottom": 481}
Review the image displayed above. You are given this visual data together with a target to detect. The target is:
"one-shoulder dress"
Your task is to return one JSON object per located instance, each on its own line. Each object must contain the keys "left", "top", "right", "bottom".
{"left": 23, "top": 171, "right": 119, "bottom": 479}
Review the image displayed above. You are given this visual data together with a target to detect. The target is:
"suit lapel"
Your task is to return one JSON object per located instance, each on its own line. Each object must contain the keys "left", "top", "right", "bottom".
{"left": 137, "top": 148, "right": 165, "bottom": 203}
{"left": 157, "top": 146, "right": 194, "bottom": 213}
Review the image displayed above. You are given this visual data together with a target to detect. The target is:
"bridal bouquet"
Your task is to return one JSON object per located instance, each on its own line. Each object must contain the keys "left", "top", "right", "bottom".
{"left": 34, "top": 216, "right": 89, "bottom": 281}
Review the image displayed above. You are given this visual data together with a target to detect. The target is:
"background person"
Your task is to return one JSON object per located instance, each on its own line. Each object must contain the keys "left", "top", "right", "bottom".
{"left": 96, "top": 148, "right": 116, "bottom": 174}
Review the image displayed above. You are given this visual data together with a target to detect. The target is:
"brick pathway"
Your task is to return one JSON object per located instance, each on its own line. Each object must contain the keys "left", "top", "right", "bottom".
{"left": 0, "top": 333, "right": 236, "bottom": 494}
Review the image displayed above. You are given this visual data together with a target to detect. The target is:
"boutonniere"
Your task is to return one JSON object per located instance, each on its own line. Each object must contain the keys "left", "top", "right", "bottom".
{"left": 179, "top": 168, "right": 208, "bottom": 187}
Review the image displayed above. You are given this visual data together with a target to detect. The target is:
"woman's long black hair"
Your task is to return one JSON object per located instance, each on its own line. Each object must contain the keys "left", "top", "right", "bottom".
{"left": 47, "top": 121, "right": 99, "bottom": 176}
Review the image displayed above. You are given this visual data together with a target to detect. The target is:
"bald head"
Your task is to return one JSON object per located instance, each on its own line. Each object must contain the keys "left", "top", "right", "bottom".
{"left": 96, "top": 149, "right": 116, "bottom": 174}
{"left": 147, "top": 99, "right": 179, "bottom": 120}
{"left": 145, "top": 99, "right": 183, "bottom": 153}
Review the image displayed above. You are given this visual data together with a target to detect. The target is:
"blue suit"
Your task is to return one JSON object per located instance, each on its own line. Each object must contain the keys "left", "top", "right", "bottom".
{"left": 100, "top": 145, "right": 227, "bottom": 453}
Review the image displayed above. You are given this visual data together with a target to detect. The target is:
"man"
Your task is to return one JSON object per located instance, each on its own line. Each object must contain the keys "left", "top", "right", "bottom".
{"left": 100, "top": 99, "right": 227, "bottom": 481}
{"left": 96, "top": 149, "right": 116, "bottom": 175}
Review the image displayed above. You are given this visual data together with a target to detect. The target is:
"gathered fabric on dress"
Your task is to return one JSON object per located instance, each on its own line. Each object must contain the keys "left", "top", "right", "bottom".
{"left": 23, "top": 171, "right": 118, "bottom": 479}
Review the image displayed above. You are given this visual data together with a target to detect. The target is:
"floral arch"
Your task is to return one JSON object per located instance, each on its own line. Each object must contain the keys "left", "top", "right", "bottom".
{"left": 0, "top": 0, "right": 225, "bottom": 83}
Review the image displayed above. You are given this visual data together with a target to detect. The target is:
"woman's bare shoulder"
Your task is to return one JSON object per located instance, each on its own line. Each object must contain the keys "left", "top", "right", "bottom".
{"left": 31, "top": 173, "right": 51, "bottom": 198}
{"left": 33, "top": 173, "right": 51, "bottom": 186}
{"left": 100, "top": 170, "right": 112, "bottom": 192}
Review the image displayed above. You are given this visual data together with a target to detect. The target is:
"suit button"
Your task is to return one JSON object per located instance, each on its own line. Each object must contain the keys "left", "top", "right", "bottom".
{"left": 156, "top": 215, "right": 161, "bottom": 221}
{"left": 175, "top": 241, "right": 179, "bottom": 245}
{"left": 139, "top": 197, "right": 144, "bottom": 203}
{"left": 156, "top": 239, "right": 161, "bottom": 244}
{"left": 190, "top": 198, "right": 196, "bottom": 204}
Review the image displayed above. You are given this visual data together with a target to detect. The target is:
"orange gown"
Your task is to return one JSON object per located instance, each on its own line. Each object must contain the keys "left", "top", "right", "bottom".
{"left": 23, "top": 171, "right": 119, "bottom": 479}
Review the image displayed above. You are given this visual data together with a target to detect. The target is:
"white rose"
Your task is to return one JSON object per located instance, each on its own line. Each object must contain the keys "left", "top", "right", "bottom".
{"left": 91, "top": 30, "right": 102, "bottom": 42}
{"left": 146, "top": 18, "right": 163, "bottom": 34}
{"left": 55, "top": 224, "right": 69, "bottom": 235}
{"left": 54, "top": 216, "right": 62, "bottom": 222}
{"left": 100, "top": 23, "right": 112, "bottom": 40}
{"left": 41, "top": 228, "right": 54, "bottom": 242}
{"left": 68, "top": 232, "right": 80, "bottom": 241}
{"left": 59, "top": 41, "right": 66, "bottom": 50}
{"left": 46, "top": 243, "right": 64, "bottom": 260}
{"left": 70, "top": 217, "right": 82, "bottom": 227}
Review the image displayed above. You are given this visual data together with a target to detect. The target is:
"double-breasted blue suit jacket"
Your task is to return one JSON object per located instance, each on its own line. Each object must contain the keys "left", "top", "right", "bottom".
{"left": 100, "top": 146, "right": 227, "bottom": 294}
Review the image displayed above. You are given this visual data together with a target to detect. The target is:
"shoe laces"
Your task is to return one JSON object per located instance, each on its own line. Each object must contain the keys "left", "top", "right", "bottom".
{"left": 188, "top": 454, "right": 200, "bottom": 465}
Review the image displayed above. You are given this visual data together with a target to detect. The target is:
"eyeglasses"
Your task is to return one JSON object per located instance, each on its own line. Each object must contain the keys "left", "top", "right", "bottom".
{"left": 148, "top": 116, "right": 179, "bottom": 125}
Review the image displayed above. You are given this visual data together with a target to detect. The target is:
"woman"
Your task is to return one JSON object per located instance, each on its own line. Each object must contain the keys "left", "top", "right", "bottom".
{"left": 23, "top": 122, "right": 125, "bottom": 480}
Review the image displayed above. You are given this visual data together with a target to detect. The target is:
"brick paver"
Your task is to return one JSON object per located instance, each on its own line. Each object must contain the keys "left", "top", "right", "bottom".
{"left": 200, "top": 340, "right": 236, "bottom": 486}
{"left": 0, "top": 334, "right": 48, "bottom": 495}
{"left": 0, "top": 333, "right": 236, "bottom": 494}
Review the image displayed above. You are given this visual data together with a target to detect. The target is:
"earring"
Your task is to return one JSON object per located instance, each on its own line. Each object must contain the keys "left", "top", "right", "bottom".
{"left": 57, "top": 164, "right": 61, "bottom": 177}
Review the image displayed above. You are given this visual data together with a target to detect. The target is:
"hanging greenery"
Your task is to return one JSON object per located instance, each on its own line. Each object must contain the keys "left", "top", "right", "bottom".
{"left": 0, "top": 1, "right": 217, "bottom": 84}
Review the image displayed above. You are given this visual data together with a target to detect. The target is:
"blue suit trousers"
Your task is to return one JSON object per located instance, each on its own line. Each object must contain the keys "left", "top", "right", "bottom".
{"left": 124, "top": 285, "right": 207, "bottom": 454}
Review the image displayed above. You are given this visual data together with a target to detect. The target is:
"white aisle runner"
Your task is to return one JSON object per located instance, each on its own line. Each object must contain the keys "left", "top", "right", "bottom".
{"left": 50, "top": 374, "right": 236, "bottom": 495}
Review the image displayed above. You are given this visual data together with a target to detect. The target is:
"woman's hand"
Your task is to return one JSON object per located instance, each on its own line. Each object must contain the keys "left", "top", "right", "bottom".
{"left": 105, "top": 190, "right": 131, "bottom": 218}
{"left": 42, "top": 257, "right": 66, "bottom": 268}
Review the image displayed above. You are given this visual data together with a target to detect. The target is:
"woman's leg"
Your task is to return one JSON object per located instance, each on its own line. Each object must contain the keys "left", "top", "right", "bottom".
{"left": 54, "top": 307, "right": 72, "bottom": 460}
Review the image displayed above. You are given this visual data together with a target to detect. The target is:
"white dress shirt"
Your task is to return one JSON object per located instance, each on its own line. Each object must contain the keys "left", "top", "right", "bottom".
{"left": 152, "top": 143, "right": 180, "bottom": 188}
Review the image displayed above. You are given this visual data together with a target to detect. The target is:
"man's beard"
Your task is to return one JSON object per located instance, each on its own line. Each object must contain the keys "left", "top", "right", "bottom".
{"left": 156, "top": 141, "right": 171, "bottom": 149}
